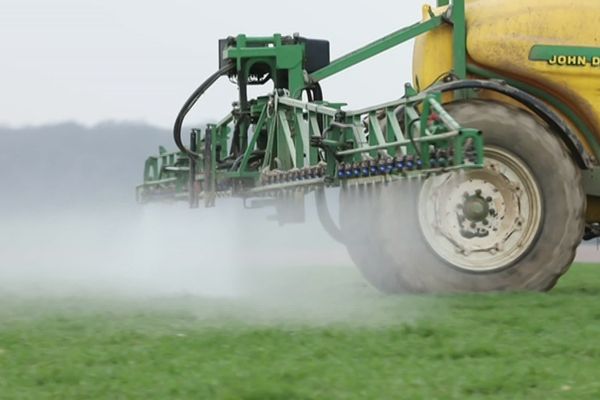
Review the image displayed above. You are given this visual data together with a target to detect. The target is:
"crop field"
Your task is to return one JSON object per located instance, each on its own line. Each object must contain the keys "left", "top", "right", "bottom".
{"left": 1, "top": 263, "right": 600, "bottom": 399}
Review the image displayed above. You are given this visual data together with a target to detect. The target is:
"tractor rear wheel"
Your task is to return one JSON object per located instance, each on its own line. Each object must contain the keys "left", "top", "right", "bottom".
{"left": 340, "top": 100, "right": 585, "bottom": 293}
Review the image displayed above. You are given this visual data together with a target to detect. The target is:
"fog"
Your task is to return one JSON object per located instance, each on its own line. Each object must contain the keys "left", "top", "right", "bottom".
{"left": 0, "top": 122, "right": 597, "bottom": 326}
{"left": 0, "top": 198, "right": 350, "bottom": 297}
{"left": 0, "top": 121, "right": 425, "bottom": 325}
{"left": 0, "top": 193, "right": 440, "bottom": 326}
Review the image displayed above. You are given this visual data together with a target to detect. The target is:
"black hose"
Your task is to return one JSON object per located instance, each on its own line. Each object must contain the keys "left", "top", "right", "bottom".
{"left": 312, "top": 83, "right": 323, "bottom": 101}
{"left": 315, "top": 187, "right": 346, "bottom": 244}
{"left": 173, "top": 63, "right": 235, "bottom": 158}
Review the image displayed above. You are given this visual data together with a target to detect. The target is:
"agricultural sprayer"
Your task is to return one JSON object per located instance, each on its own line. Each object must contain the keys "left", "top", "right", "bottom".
{"left": 137, "top": 0, "right": 600, "bottom": 292}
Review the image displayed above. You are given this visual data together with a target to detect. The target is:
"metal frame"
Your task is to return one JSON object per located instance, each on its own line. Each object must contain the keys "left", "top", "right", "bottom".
{"left": 137, "top": 0, "right": 483, "bottom": 208}
{"left": 137, "top": 85, "right": 484, "bottom": 204}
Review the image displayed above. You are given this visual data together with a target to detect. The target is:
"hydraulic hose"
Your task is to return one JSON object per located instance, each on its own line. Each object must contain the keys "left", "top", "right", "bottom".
{"left": 173, "top": 63, "right": 236, "bottom": 158}
{"left": 315, "top": 187, "right": 345, "bottom": 244}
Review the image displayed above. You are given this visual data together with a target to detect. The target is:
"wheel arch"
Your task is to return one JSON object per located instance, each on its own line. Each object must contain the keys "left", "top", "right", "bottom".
{"left": 427, "top": 79, "right": 594, "bottom": 170}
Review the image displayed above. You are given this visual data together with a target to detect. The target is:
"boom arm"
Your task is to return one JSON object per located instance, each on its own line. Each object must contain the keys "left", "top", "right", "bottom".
{"left": 137, "top": 0, "right": 480, "bottom": 221}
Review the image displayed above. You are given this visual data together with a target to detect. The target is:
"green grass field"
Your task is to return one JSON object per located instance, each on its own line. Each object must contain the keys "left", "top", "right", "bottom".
{"left": 2, "top": 264, "right": 600, "bottom": 400}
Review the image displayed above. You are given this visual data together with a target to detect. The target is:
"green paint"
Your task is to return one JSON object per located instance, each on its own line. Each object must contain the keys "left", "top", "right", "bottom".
{"left": 139, "top": 84, "right": 483, "bottom": 205}
{"left": 530, "top": 45, "right": 600, "bottom": 66}
{"left": 225, "top": 34, "right": 306, "bottom": 97}
{"left": 452, "top": 0, "right": 467, "bottom": 79}
{"left": 310, "top": 16, "right": 443, "bottom": 82}
{"left": 138, "top": 0, "right": 481, "bottom": 206}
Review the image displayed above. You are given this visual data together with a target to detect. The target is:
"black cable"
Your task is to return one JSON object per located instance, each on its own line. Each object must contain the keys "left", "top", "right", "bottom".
{"left": 306, "top": 88, "right": 314, "bottom": 103}
{"left": 312, "top": 83, "right": 323, "bottom": 101}
{"left": 173, "top": 63, "right": 235, "bottom": 158}
{"left": 310, "top": 83, "right": 325, "bottom": 142}
{"left": 423, "top": 71, "right": 459, "bottom": 91}
{"left": 406, "top": 115, "right": 422, "bottom": 157}
{"left": 395, "top": 108, "right": 421, "bottom": 158}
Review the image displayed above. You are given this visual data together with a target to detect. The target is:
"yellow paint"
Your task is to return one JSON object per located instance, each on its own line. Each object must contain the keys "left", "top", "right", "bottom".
{"left": 412, "top": 5, "right": 452, "bottom": 92}
{"left": 586, "top": 196, "right": 600, "bottom": 223}
{"left": 412, "top": 0, "right": 600, "bottom": 159}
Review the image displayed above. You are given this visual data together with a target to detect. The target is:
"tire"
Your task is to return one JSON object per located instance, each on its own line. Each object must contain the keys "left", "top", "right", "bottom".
{"left": 342, "top": 100, "right": 585, "bottom": 293}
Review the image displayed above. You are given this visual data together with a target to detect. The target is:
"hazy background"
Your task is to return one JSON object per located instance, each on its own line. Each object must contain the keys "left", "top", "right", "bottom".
{"left": 0, "top": 0, "right": 422, "bottom": 301}
{"left": 0, "top": 122, "right": 168, "bottom": 212}
{"left": 0, "top": 0, "right": 597, "bottom": 303}
{"left": 0, "top": 122, "right": 354, "bottom": 301}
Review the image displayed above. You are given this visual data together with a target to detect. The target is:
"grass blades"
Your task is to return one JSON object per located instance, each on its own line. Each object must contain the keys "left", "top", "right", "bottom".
{"left": 1, "top": 264, "right": 600, "bottom": 399}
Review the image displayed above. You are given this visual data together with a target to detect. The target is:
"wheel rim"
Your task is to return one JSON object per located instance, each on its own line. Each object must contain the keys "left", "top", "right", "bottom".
{"left": 418, "top": 146, "right": 543, "bottom": 273}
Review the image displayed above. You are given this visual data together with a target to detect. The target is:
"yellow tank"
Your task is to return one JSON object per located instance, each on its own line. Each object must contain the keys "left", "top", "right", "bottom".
{"left": 413, "top": 0, "right": 600, "bottom": 159}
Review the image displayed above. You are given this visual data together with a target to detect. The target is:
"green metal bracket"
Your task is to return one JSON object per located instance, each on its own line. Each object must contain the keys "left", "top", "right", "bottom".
{"left": 225, "top": 34, "right": 306, "bottom": 97}
{"left": 451, "top": 0, "right": 467, "bottom": 80}
{"left": 310, "top": 15, "right": 444, "bottom": 82}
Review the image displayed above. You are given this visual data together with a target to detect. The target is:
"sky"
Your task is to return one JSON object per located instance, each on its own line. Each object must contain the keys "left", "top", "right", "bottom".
{"left": 0, "top": 0, "right": 421, "bottom": 128}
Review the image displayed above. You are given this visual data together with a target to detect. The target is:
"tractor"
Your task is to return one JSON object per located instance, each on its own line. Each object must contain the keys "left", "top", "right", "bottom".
{"left": 137, "top": 0, "right": 600, "bottom": 293}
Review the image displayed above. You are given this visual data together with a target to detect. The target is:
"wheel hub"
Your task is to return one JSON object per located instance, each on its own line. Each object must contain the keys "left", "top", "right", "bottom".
{"left": 418, "top": 146, "right": 543, "bottom": 273}
{"left": 462, "top": 193, "right": 490, "bottom": 223}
